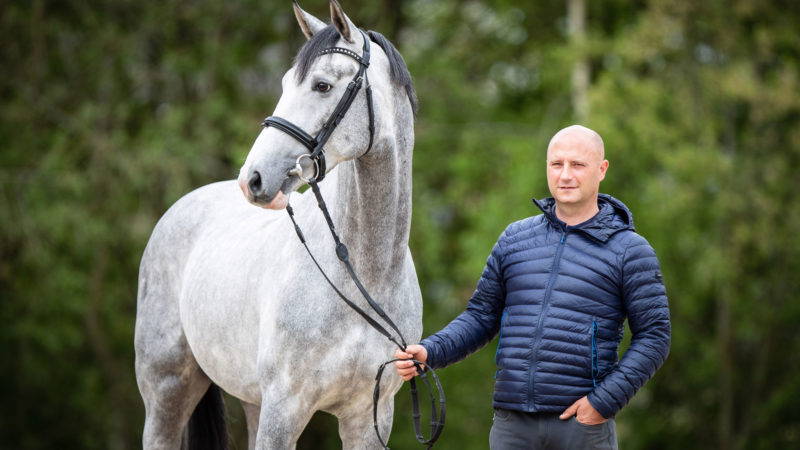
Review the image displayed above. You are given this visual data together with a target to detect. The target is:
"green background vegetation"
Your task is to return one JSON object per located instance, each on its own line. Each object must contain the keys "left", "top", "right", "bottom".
{"left": 2, "top": 0, "right": 799, "bottom": 448}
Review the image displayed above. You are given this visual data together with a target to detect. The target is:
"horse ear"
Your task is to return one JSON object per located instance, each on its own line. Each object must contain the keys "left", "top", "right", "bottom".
{"left": 293, "top": 0, "right": 327, "bottom": 40}
{"left": 329, "top": 0, "right": 357, "bottom": 43}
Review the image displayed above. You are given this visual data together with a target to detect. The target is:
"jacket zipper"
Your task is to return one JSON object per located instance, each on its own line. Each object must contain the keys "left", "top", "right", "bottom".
{"left": 591, "top": 319, "right": 599, "bottom": 387}
{"left": 494, "top": 311, "right": 508, "bottom": 379}
{"left": 527, "top": 229, "right": 567, "bottom": 410}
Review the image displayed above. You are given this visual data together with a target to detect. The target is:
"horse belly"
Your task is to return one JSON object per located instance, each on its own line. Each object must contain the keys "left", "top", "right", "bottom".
{"left": 179, "top": 220, "right": 274, "bottom": 403}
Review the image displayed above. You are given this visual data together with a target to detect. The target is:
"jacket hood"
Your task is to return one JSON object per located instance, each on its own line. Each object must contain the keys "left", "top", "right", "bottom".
{"left": 532, "top": 194, "right": 635, "bottom": 243}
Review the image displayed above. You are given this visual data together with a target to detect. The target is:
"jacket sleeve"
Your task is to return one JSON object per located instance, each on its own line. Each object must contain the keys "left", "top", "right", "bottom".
{"left": 419, "top": 237, "right": 507, "bottom": 369}
{"left": 587, "top": 234, "right": 671, "bottom": 418}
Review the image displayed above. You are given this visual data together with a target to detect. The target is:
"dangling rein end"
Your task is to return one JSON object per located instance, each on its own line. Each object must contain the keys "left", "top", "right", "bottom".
{"left": 374, "top": 358, "right": 446, "bottom": 450}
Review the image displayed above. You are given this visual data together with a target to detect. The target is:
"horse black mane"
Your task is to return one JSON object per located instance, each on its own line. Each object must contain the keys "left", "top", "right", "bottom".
{"left": 293, "top": 25, "right": 418, "bottom": 117}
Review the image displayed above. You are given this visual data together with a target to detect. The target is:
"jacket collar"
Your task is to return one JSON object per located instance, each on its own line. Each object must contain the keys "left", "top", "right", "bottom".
{"left": 532, "top": 194, "right": 635, "bottom": 243}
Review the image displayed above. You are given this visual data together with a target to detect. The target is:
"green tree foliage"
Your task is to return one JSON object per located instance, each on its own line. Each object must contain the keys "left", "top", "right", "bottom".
{"left": 1, "top": 0, "right": 798, "bottom": 449}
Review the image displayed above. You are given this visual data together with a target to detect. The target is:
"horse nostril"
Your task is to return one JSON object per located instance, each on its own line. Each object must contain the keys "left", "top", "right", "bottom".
{"left": 248, "top": 170, "right": 263, "bottom": 195}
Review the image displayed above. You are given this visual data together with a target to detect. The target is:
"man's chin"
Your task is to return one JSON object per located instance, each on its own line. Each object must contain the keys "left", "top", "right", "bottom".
{"left": 554, "top": 193, "right": 580, "bottom": 204}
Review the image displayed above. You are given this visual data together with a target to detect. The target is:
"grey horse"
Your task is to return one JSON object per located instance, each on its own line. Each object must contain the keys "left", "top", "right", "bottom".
{"left": 134, "top": 1, "right": 422, "bottom": 448}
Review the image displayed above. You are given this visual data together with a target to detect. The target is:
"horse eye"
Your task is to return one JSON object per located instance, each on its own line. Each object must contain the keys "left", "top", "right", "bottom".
{"left": 314, "top": 82, "right": 332, "bottom": 93}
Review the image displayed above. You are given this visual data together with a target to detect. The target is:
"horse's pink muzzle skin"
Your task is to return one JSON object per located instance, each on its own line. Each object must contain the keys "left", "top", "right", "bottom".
{"left": 265, "top": 191, "right": 288, "bottom": 209}
{"left": 237, "top": 171, "right": 289, "bottom": 210}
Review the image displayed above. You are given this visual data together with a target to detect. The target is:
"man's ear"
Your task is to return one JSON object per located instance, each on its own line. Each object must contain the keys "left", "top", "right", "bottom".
{"left": 598, "top": 160, "right": 609, "bottom": 181}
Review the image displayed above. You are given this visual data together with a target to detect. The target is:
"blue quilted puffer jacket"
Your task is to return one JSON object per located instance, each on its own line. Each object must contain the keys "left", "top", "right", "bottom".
{"left": 420, "top": 194, "right": 671, "bottom": 418}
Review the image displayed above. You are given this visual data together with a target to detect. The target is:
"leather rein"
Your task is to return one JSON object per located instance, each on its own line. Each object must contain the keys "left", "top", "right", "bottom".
{"left": 262, "top": 29, "right": 445, "bottom": 449}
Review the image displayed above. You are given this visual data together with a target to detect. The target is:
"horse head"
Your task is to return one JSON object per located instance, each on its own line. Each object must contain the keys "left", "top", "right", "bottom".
{"left": 238, "top": 0, "right": 387, "bottom": 209}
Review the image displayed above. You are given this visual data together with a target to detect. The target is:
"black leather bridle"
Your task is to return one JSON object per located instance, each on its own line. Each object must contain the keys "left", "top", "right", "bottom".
{"left": 261, "top": 29, "right": 375, "bottom": 184}
{"left": 264, "top": 29, "right": 445, "bottom": 449}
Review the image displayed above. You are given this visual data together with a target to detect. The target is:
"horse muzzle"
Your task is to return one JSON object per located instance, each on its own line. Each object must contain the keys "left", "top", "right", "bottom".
{"left": 238, "top": 167, "right": 294, "bottom": 210}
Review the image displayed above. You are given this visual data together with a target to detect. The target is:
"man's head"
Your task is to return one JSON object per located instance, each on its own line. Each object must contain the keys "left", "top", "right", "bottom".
{"left": 546, "top": 125, "right": 609, "bottom": 221}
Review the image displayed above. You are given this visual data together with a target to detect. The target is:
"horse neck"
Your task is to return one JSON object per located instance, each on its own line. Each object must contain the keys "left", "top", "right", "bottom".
{"left": 332, "top": 128, "right": 413, "bottom": 283}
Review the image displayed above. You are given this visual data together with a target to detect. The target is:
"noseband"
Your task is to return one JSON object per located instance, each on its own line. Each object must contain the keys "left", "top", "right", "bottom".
{"left": 262, "top": 29, "right": 375, "bottom": 183}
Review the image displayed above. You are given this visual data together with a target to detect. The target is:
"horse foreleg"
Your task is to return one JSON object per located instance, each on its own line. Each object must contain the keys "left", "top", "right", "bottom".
{"left": 135, "top": 279, "right": 212, "bottom": 449}
{"left": 136, "top": 350, "right": 211, "bottom": 449}
{"left": 254, "top": 391, "right": 313, "bottom": 450}
{"left": 338, "top": 396, "right": 395, "bottom": 450}
{"left": 241, "top": 400, "right": 260, "bottom": 450}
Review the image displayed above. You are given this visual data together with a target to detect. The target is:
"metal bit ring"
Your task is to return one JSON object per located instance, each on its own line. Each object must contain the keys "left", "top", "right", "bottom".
{"left": 287, "top": 154, "right": 319, "bottom": 183}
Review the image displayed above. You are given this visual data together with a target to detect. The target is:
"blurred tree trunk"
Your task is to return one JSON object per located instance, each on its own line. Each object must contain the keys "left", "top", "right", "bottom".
{"left": 86, "top": 244, "right": 128, "bottom": 450}
{"left": 568, "top": 0, "right": 589, "bottom": 122}
{"left": 717, "top": 293, "right": 733, "bottom": 449}
{"left": 385, "top": 0, "right": 407, "bottom": 41}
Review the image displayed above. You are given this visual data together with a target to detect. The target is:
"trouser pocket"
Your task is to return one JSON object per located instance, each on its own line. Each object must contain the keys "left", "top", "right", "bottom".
{"left": 492, "top": 407, "right": 511, "bottom": 421}
{"left": 565, "top": 417, "right": 618, "bottom": 449}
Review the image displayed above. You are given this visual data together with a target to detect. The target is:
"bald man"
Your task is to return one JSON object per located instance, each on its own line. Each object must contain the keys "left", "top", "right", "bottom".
{"left": 396, "top": 125, "right": 671, "bottom": 449}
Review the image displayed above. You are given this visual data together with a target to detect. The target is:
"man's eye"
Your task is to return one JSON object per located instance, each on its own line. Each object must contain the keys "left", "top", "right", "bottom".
{"left": 314, "top": 82, "right": 332, "bottom": 93}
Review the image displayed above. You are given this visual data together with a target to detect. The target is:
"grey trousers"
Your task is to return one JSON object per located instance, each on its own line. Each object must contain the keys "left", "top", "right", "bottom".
{"left": 489, "top": 408, "right": 618, "bottom": 450}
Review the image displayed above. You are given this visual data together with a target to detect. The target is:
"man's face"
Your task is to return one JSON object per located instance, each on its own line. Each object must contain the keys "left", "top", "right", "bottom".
{"left": 546, "top": 133, "right": 608, "bottom": 209}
